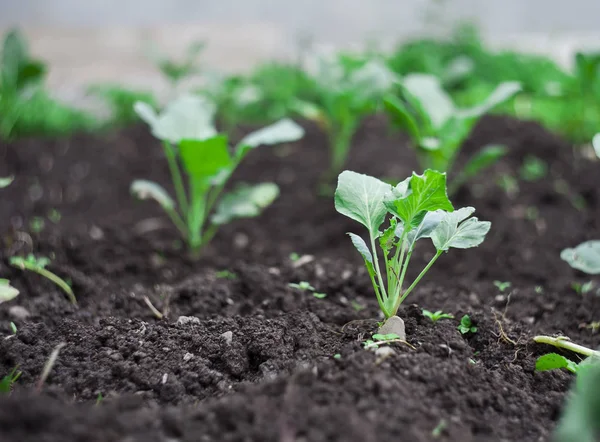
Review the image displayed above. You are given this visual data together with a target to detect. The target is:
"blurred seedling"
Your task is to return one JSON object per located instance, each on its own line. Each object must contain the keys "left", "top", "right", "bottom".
{"left": 422, "top": 309, "right": 454, "bottom": 323}
{"left": 215, "top": 270, "right": 237, "bottom": 280}
{"left": 572, "top": 281, "right": 595, "bottom": 295}
{"left": 10, "top": 254, "right": 76, "bottom": 305}
{"left": 493, "top": 280, "right": 511, "bottom": 292}
{"left": 288, "top": 281, "right": 327, "bottom": 299}
{"left": 0, "top": 367, "right": 21, "bottom": 395}
{"left": 0, "top": 278, "right": 19, "bottom": 305}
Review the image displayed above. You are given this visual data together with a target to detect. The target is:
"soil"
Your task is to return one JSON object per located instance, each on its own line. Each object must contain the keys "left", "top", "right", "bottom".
{"left": 0, "top": 114, "right": 599, "bottom": 442}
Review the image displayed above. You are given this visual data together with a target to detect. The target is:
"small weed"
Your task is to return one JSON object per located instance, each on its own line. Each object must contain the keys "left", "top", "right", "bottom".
{"left": 422, "top": 309, "right": 454, "bottom": 323}
{"left": 520, "top": 155, "right": 547, "bottom": 181}
{"left": 215, "top": 270, "right": 237, "bottom": 280}
{"left": 458, "top": 315, "right": 477, "bottom": 335}
{"left": 10, "top": 254, "right": 76, "bottom": 304}
{"left": 493, "top": 280, "right": 511, "bottom": 292}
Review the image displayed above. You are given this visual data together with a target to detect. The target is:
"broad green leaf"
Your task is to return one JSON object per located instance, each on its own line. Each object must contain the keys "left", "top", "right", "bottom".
{"left": 383, "top": 95, "right": 421, "bottom": 142}
{"left": 130, "top": 180, "right": 175, "bottom": 210}
{"left": 402, "top": 74, "right": 455, "bottom": 129}
{"left": 561, "top": 240, "right": 600, "bottom": 275}
{"left": 396, "top": 210, "right": 446, "bottom": 247}
{"left": 134, "top": 95, "right": 217, "bottom": 143}
{"left": 335, "top": 171, "right": 392, "bottom": 235}
{"left": 431, "top": 207, "right": 491, "bottom": 251}
{"left": 592, "top": 133, "right": 600, "bottom": 159}
{"left": 347, "top": 233, "right": 376, "bottom": 278}
{"left": 211, "top": 183, "right": 279, "bottom": 225}
{"left": 1, "top": 29, "right": 28, "bottom": 90}
{"left": 237, "top": 118, "right": 304, "bottom": 152}
{"left": 178, "top": 136, "right": 231, "bottom": 181}
{"left": 384, "top": 170, "right": 453, "bottom": 231}
{"left": 0, "top": 279, "right": 19, "bottom": 304}
{"left": 535, "top": 353, "right": 578, "bottom": 373}
{"left": 457, "top": 81, "right": 521, "bottom": 119}
{"left": 0, "top": 176, "right": 14, "bottom": 188}
{"left": 554, "top": 356, "right": 600, "bottom": 442}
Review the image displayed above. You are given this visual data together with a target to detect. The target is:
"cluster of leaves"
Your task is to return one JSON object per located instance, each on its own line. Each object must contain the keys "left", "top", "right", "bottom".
{"left": 335, "top": 169, "right": 490, "bottom": 324}
{"left": 0, "top": 29, "right": 96, "bottom": 140}
{"left": 132, "top": 95, "right": 304, "bottom": 256}
{"left": 383, "top": 73, "right": 520, "bottom": 194}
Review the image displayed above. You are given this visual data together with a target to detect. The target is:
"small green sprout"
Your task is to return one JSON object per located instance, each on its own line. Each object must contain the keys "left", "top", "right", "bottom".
{"left": 520, "top": 155, "right": 548, "bottom": 181}
{"left": 493, "top": 280, "right": 511, "bottom": 292}
{"left": 133, "top": 95, "right": 304, "bottom": 256}
{"left": 289, "top": 252, "right": 300, "bottom": 262}
{"left": 497, "top": 174, "right": 519, "bottom": 198}
{"left": 9, "top": 322, "right": 17, "bottom": 334}
{"left": 147, "top": 41, "right": 205, "bottom": 88}
{"left": 458, "top": 315, "right": 477, "bottom": 335}
{"left": 333, "top": 353, "right": 342, "bottom": 360}
{"left": 10, "top": 254, "right": 76, "bottom": 304}
{"left": 351, "top": 300, "right": 366, "bottom": 312}
{"left": 561, "top": 240, "right": 600, "bottom": 275}
{"left": 0, "top": 278, "right": 19, "bottom": 305}
{"left": 431, "top": 419, "right": 448, "bottom": 438}
{"left": 288, "top": 281, "right": 314, "bottom": 291}
{"left": 47, "top": 208, "right": 61, "bottom": 223}
{"left": 535, "top": 285, "right": 544, "bottom": 294}
{"left": 363, "top": 333, "right": 403, "bottom": 349}
{"left": 96, "top": 392, "right": 104, "bottom": 405}
{"left": 335, "top": 170, "right": 490, "bottom": 333}
{"left": 0, "top": 367, "right": 21, "bottom": 395}
{"left": 288, "top": 281, "right": 327, "bottom": 299}
{"left": 29, "top": 216, "right": 45, "bottom": 233}
{"left": 384, "top": 74, "right": 521, "bottom": 194}
{"left": 422, "top": 309, "right": 454, "bottom": 323}
{"left": 215, "top": 270, "right": 237, "bottom": 280}
{"left": 572, "top": 281, "right": 595, "bottom": 295}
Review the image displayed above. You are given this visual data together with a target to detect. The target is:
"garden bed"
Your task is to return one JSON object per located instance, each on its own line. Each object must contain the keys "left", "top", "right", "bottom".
{"left": 0, "top": 114, "right": 599, "bottom": 441}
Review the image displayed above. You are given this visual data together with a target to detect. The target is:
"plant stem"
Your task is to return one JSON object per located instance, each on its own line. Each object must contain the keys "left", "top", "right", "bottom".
{"left": 369, "top": 234, "right": 388, "bottom": 309}
{"left": 393, "top": 250, "right": 443, "bottom": 315}
{"left": 533, "top": 335, "right": 600, "bottom": 358}
{"left": 165, "top": 208, "right": 189, "bottom": 239}
{"left": 187, "top": 180, "right": 207, "bottom": 257}
{"left": 34, "top": 267, "right": 77, "bottom": 305}
{"left": 162, "top": 141, "right": 188, "bottom": 214}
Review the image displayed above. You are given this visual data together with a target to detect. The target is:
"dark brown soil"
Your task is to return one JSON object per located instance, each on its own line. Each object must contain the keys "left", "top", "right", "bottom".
{"left": 0, "top": 114, "right": 599, "bottom": 442}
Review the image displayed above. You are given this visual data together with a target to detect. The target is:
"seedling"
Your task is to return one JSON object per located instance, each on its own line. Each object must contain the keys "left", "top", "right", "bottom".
{"left": 289, "top": 252, "right": 301, "bottom": 262}
{"left": 288, "top": 281, "right": 326, "bottom": 299}
{"left": 534, "top": 335, "right": 599, "bottom": 358}
{"left": 493, "top": 280, "right": 511, "bottom": 292}
{"left": 572, "top": 281, "right": 595, "bottom": 295}
{"left": 9, "top": 322, "right": 17, "bottom": 334}
{"left": 0, "top": 278, "right": 19, "bottom": 304}
{"left": 215, "top": 270, "right": 237, "bottom": 280}
{"left": 0, "top": 176, "right": 14, "bottom": 188}
{"left": 519, "top": 155, "right": 547, "bottom": 181}
{"left": 422, "top": 309, "right": 454, "bottom": 323}
{"left": 295, "top": 56, "right": 397, "bottom": 179}
{"left": 335, "top": 169, "right": 490, "bottom": 334}
{"left": 363, "top": 333, "right": 403, "bottom": 349}
{"left": 147, "top": 41, "right": 205, "bottom": 88}
{"left": 561, "top": 240, "right": 600, "bottom": 275}
{"left": 10, "top": 254, "right": 76, "bottom": 304}
{"left": 383, "top": 74, "right": 520, "bottom": 194}
{"left": 132, "top": 95, "right": 304, "bottom": 256}
{"left": 0, "top": 367, "right": 21, "bottom": 395}
{"left": 458, "top": 315, "right": 477, "bottom": 334}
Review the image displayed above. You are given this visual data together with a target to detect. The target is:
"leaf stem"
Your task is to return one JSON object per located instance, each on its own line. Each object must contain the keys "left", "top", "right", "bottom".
{"left": 14, "top": 261, "right": 77, "bottom": 305}
{"left": 369, "top": 234, "right": 388, "bottom": 306}
{"left": 393, "top": 249, "right": 443, "bottom": 315}
{"left": 163, "top": 141, "right": 189, "bottom": 214}
{"left": 533, "top": 335, "right": 600, "bottom": 358}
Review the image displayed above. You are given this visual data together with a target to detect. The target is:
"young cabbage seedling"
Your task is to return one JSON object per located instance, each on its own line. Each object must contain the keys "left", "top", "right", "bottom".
{"left": 294, "top": 56, "right": 397, "bottom": 180}
{"left": 335, "top": 169, "right": 490, "bottom": 335}
{"left": 10, "top": 254, "right": 76, "bottom": 304}
{"left": 457, "top": 315, "right": 478, "bottom": 335}
{"left": 383, "top": 74, "right": 521, "bottom": 194}
{"left": 422, "top": 309, "right": 454, "bottom": 323}
{"left": 132, "top": 95, "right": 304, "bottom": 256}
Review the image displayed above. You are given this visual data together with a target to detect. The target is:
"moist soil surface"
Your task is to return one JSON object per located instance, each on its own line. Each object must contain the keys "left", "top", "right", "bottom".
{"left": 0, "top": 115, "right": 599, "bottom": 442}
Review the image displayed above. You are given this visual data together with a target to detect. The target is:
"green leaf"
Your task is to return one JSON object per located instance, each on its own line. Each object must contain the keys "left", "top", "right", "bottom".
{"left": 335, "top": 171, "right": 391, "bottom": 234}
{"left": 0, "top": 176, "right": 14, "bottom": 188}
{"left": 554, "top": 356, "right": 600, "bottom": 442}
{"left": 0, "top": 279, "right": 19, "bottom": 305}
{"left": 211, "top": 183, "right": 279, "bottom": 225}
{"left": 379, "top": 218, "right": 398, "bottom": 253}
{"left": 383, "top": 95, "right": 422, "bottom": 142}
{"left": 401, "top": 74, "right": 455, "bottom": 129}
{"left": 457, "top": 81, "right": 521, "bottom": 119}
{"left": 431, "top": 207, "right": 491, "bottom": 251}
{"left": 460, "top": 144, "right": 508, "bottom": 181}
{"left": 561, "top": 240, "right": 600, "bottom": 275}
{"left": 2, "top": 29, "right": 28, "bottom": 90}
{"left": 236, "top": 118, "right": 304, "bottom": 158}
{"left": 535, "top": 353, "right": 578, "bottom": 373}
{"left": 384, "top": 170, "right": 453, "bottom": 231}
{"left": 130, "top": 180, "right": 175, "bottom": 210}
{"left": 178, "top": 136, "right": 231, "bottom": 181}
{"left": 134, "top": 95, "right": 217, "bottom": 143}
{"left": 348, "top": 233, "right": 374, "bottom": 267}
{"left": 396, "top": 209, "right": 446, "bottom": 247}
